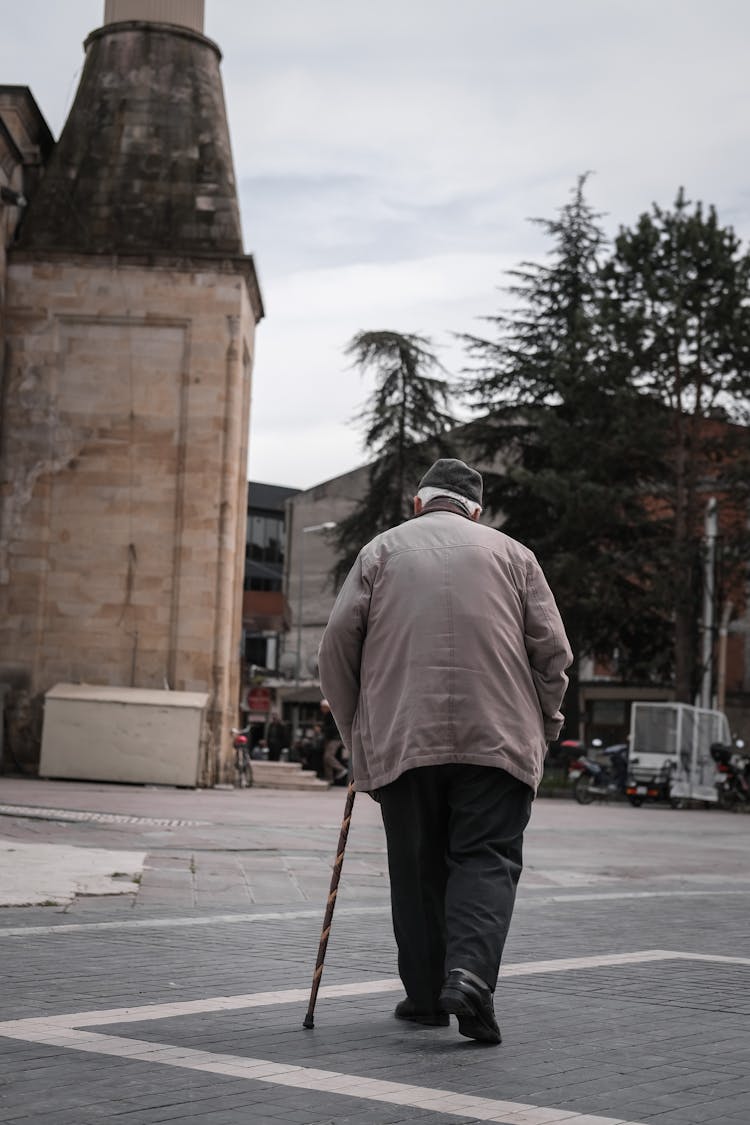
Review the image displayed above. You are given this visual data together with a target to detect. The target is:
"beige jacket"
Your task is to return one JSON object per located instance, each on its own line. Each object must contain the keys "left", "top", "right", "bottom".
{"left": 318, "top": 508, "right": 573, "bottom": 794}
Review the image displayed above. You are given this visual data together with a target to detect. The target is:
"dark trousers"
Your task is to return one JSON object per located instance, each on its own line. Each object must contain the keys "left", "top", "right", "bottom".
{"left": 378, "top": 763, "right": 533, "bottom": 1012}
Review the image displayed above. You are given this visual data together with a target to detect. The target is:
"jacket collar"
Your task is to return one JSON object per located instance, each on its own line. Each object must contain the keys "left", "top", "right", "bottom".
{"left": 416, "top": 497, "right": 473, "bottom": 520}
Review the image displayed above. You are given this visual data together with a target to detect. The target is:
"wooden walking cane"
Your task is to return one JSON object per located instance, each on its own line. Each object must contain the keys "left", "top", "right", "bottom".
{"left": 303, "top": 780, "right": 356, "bottom": 1028}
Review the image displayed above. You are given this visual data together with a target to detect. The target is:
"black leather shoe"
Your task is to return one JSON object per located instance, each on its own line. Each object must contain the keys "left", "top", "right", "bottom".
{"left": 439, "top": 968, "right": 501, "bottom": 1044}
{"left": 394, "top": 997, "right": 449, "bottom": 1027}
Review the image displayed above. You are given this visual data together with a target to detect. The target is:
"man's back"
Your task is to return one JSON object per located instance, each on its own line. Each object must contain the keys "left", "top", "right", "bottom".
{"left": 319, "top": 508, "right": 570, "bottom": 792}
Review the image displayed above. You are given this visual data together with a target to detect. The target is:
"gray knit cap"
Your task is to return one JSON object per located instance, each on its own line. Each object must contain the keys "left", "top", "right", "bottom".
{"left": 418, "top": 458, "right": 483, "bottom": 507}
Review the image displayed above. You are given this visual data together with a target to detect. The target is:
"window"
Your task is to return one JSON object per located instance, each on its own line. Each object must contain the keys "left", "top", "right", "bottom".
{"left": 247, "top": 513, "right": 284, "bottom": 564}
{"left": 245, "top": 575, "right": 281, "bottom": 593}
{"left": 245, "top": 634, "right": 270, "bottom": 665}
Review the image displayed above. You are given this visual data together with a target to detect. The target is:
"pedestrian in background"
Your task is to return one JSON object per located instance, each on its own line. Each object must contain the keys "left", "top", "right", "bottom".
{"left": 265, "top": 712, "right": 288, "bottom": 762}
{"left": 320, "top": 700, "right": 348, "bottom": 784}
{"left": 298, "top": 724, "right": 324, "bottom": 776}
{"left": 318, "top": 458, "right": 572, "bottom": 1044}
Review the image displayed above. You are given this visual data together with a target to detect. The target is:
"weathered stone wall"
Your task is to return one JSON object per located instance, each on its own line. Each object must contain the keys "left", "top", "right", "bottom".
{"left": 0, "top": 256, "right": 255, "bottom": 782}
{"left": 16, "top": 22, "right": 241, "bottom": 260}
{"left": 1, "top": 86, "right": 53, "bottom": 423}
{"left": 104, "top": 0, "right": 205, "bottom": 32}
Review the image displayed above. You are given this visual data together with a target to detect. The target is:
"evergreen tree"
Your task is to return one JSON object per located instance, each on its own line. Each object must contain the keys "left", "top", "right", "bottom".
{"left": 462, "top": 177, "right": 674, "bottom": 730}
{"left": 604, "top": 189, "right": 750, "bottom": 701}
{"left": 330, "top": 330, "right": 455, "bottom": 587}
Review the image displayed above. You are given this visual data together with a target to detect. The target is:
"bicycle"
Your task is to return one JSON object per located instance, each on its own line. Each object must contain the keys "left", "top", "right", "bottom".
{"left": 232, "top": 730, "right": 253, "bottom": 788}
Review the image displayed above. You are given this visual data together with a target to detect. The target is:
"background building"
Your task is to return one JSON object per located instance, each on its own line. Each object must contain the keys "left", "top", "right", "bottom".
{"left": 242, "top": 481, "right": 299, "bottom": 677}
{"left": 281, "top": 447, "right": 750, "bottom": 746}
{"left": 0, "top": 1, "right": 262, "bottom": 783}
{"left": 282, "top": 462, "right": 369, "bottom": 706}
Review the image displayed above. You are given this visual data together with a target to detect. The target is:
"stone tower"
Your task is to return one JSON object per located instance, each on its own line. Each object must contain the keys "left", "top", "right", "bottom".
{"left": 0, "top": 1, "right": 263, "bottom": 782}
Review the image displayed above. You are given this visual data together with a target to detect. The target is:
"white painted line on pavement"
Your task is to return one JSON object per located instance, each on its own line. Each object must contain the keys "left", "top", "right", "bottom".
{"left": 2, "top": 886, "right": 749, "bottom": 938}
{"left": 4, "top": 949, "right": 747, "bottom": 1124}
{"left": 2, "top": 949, "right": 749, "bottom": 1035}
{"left": 0, "top": 904, "right": 388, "bottom": 938}
{"left": 0, "top": 1025, "right": 649, "bottom": 1125}
{"left": 537, "top": 889, "right": 750, "bottom": 903}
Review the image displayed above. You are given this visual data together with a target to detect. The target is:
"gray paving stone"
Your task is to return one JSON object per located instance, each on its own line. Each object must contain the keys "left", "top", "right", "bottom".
{"left": 2, "top": 782, "right": 750, "bottom": 1124}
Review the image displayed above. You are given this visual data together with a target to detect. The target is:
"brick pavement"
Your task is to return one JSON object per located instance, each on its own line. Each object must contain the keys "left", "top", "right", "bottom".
{"left": 0, "top": 777, "right": 749, "bottom": 1124}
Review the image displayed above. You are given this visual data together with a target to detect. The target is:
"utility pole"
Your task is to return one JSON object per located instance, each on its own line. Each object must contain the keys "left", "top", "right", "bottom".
{"left": 716, "top": 601, "right": 734, "bottom": 713}
{"left": 700, "top": 497, "right": 717, "bottom": 710}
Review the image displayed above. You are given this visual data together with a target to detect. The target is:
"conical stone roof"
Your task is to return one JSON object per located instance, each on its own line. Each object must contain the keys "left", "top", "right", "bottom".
{"left": 17, "top": 20, "right": 244, "bottom": 257}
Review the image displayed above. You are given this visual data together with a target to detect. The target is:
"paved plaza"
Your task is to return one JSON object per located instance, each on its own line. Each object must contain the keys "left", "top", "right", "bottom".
{"left": 0, "top": 776, "right": 748, "bottom": 1125}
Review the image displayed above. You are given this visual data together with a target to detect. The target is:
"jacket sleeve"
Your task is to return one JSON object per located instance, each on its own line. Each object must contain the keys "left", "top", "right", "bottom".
{"left": 318, "top": 553, "right": 372, "bottom": 751}
{"left": 524, "top": 557, "right": 573, "bottom": 741}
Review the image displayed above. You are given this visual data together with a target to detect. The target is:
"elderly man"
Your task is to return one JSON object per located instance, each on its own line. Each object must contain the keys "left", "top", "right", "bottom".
{"left": 318, "top": 458, "right": 572, "bottom": 1044}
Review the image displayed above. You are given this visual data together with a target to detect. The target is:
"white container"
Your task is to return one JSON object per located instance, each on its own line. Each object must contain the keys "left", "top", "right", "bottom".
{"left": 40, "top": 683, "right": 209, "bottom": 787}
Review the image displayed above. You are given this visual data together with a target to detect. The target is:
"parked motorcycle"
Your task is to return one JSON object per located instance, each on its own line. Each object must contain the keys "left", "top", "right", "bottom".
{"left": 711, "top": 739, "right": 749, "bottom": 810}
{"left": 568, "top": 740, "right": 629, "bottom": 804}
{"left": 624, "top": 756, "right": 683, "bottom": 808}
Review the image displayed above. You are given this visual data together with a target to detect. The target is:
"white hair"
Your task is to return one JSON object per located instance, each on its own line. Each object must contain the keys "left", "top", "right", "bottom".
{"left": 416, "top": 486, "right": 482, "bottom": 517}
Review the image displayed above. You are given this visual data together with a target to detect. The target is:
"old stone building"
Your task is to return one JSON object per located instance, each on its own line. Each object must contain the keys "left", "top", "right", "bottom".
{"left": 0, "top": 86, "right": 53, "bottom": 385}
{"left": 0, "top": 1, "right": 263, "bottom": 783}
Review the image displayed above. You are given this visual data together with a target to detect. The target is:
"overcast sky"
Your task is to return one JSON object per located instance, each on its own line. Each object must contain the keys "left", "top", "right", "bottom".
{"left": 3, "top": 1, "right": 750, "bottom": 489}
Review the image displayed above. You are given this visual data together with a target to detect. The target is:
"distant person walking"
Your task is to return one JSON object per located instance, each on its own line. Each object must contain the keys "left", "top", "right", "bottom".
{"left": 265, "top": 712, "right": 288, "bottom": 762}
{"left": 318, "top": 458, "right": 572, "bottom": 1044}
{"left": 320, "top": 700, "right": 348, "bottom": 784}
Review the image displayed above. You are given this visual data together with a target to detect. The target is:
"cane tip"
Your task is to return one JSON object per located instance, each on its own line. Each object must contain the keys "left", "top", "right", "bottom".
{"left": 303, "top": 1016, "right": 314, "bottom": 1029}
